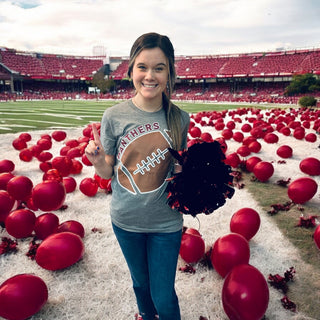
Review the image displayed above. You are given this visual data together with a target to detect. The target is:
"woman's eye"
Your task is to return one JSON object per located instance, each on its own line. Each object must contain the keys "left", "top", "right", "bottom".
{"left": 155, "top": 67, "right": 164, "bottom": 72}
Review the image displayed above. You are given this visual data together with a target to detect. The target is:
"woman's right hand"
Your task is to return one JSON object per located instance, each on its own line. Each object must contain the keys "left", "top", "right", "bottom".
{"left": 85, "top": 123, "right": 105, "bottom": 166}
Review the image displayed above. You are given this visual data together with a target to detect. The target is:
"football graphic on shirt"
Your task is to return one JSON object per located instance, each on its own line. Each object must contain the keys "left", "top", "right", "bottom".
{"left": 118, "top": 131, "right": 172, "bottom": 194}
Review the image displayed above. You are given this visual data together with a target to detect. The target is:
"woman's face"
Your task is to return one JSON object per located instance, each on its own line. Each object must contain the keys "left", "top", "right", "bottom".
{"left": 131, "top": 47, "right": 169, "bottom": 108}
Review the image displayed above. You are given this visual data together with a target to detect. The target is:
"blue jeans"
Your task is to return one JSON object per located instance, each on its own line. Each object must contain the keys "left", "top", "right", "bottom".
{"left": 112, "top": 223, "right": 182, "bottom": 320}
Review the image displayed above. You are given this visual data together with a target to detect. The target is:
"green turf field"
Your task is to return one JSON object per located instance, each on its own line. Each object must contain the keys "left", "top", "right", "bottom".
{"left": 0, "top": 99, "right": 248, "bottom": 134}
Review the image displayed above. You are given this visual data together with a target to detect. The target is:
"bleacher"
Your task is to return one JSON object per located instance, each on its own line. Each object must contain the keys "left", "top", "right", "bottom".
{"left": 111, "top": 49, "right": 320, "bottom": 79}
{"left": 0, "top": 46, "right": 319, "bottom": 104}
{"left": 0, "top": 48, "right": 104, "bottom": 79}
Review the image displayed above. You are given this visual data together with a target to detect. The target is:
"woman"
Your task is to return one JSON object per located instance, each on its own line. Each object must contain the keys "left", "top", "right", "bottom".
{"left": 85, "top": 32, "right": 190, "bottom": 320}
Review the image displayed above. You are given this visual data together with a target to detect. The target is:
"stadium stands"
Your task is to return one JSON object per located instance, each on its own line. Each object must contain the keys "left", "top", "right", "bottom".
{"left": 0, "top": 46, "right": 319, "bottom": 104}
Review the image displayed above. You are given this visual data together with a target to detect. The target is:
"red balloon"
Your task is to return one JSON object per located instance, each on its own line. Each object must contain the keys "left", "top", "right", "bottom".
{"left": 0, "top": 190, "right": 15, "bottom": 223}
{"left": 305, "top": 133, "right": 317, "bottom": 143}
{"left": 29, "top": 144, "right": 42, "bottom": 157}
{"left": 35, "top": 232, "right": 85, "bottom": 270}
{"left": 0, "top": 274, "right": 48, "bottom": 320}
{"left": 81, "top": 154, "right": 92, "bottom": 166}
{"left": 241, "top": 123, "right": 252, "bottom": 133}
{"left": 7, "top": 175, "right": 33, "bottom": 201}
{"left": 287, "top": 177, "right": 318, "bottom": 204}
{"left": 263, "top": 132, "right": 279, "bottom": 144}
{"left": 248, "top": 141, "right": 261, "bottom": 153}
{"left": 5, "top": 209, "right": 36, "bottom": 239}
{"left": 52, "top": 130, "right": 67, "bottom": 142}
{"left": 200, "top": 132, "right": 213, "bottom": 142}
{"left": 70, "top": 159, "right": 83, "bottom": 174}
{"left": 179, "top": 229, "right": 205, "bottom": 264}
{"left": 253, "top": 161, "right": 274, "bottom": 182}
{"left": 299, "top": 157, "right": 320, "bottom": 176}
{"left": 37, "top": 151, "right": 53, "bottom": 162}
{"left": 245, "top": 156, "right": 262, "bottom": 173}
{"left": 57, "top": 220, "right": 85, "bottom": 238}
{"left": 34, "top": 212, "right": 59, "bottom": 240}
{"left": 79, "top": 177, "right": 99, "bottom": 197}
{"left": 19, "top": 132, "right": 32, "bottom": 142}
{"left": 279, "top": 126, "right": 291, "bottom": 136}
{"left": 225, "top": 153, "right": 240, "bottom": 168}
{"left": 63, "top": 176, "right": 77, "bottom": 193}
{"left": 65, "top": 139, "right": 79, "bottom": 148}
{"left": 222, "top": 264, "right": 269, "bottom": 320}
{"left": 230, "top": 208, "right": 261, "bottom": 240}
{"left": 211, "top": 233, "right": 250, "bottom": 278}
{"left": 222, "top": 128, "right": 233, "bottom": 140}
{"left": 32, "top": 180, "right": 66, "bottom": 211}
{"left": 42, "top": 168, "right": 63, "bottom": 182}
{"left": 237, "top": 145, "right": 251, "bottom": 158}
{"left": 0, "top": 159, "right": 15, "bottom": 173}
{"left": 232, "top": 131, "right": 244, "bottom": 143}
{"left": 12, "top": 138, "right": 27, "bottom": 151}
{"left": 189, "top": 126, "right": 202, "bottom": 138}
{"left": 19, "top": 148, "right": 33, "bottom": 162}
{"left": 314, "top": 225, "right": 320, "bottom": 250}
{"left": 276, "top": 145, "right": 293, "bottom": 159}
{"left": 39, "top": 161, "right": 52, "bottom": 173}
{"left": 0, "top": 172, "right": 15, "bottom": 190}
{"left": 37, "top": 138, "right": 52, "bottom": 151}
{"left": 51, "top": 156, "right": 73, "bottom": 177}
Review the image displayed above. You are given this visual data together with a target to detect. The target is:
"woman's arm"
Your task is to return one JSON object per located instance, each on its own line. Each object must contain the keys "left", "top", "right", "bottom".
{"left": 85, "top": 123, "right": 115, "bottom": 179}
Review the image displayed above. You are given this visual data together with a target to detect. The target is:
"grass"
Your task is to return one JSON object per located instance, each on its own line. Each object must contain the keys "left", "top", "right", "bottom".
{"left": 0, "top": 100, "right": 260, "bottom": 134}
{"left": 1, "top": 99, "right": 319, "bottom": 318}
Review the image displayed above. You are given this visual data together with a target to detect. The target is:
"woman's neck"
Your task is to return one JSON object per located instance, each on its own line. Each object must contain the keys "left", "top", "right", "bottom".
{"left": 132, "top": 96, "right": 163, "bottom": 113}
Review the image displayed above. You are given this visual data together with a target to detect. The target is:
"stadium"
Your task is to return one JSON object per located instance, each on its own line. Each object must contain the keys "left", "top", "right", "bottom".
{"left": 1, "top": 44, "right": 320, "bottom": 319}
{"left": 1, "top": 45, "right": 320, "bottom": 104}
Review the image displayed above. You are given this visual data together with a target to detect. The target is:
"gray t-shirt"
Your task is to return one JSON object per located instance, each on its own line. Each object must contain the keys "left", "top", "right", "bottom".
{"left": 100, "top": 99, "right": 190, "bottom": 233}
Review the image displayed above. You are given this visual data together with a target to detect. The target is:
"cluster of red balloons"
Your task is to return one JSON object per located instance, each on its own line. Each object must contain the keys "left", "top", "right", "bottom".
{"left": 0, "top": 127, "right": 110, "bottom": 319}
{"left": 179, "top": 206, "right": 268, "bottom": 319}
{"left": 188, "top": 108, "right": 319, "bottom": 198}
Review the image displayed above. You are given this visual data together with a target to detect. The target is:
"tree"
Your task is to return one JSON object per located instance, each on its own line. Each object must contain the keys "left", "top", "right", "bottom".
{"left": 298, "top": 96, "right": 317, "bottom": 107}
{"left": 285, "top": 73, "right": 320, "bottom": 96}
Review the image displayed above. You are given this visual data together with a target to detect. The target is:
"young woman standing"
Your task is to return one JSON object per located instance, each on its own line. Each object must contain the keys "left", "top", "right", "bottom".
{"left": 85, "top": 32, "right": 190, "bottom": 320}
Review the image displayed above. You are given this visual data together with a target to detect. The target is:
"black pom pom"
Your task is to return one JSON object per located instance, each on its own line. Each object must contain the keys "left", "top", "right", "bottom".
{"left": 167, "top": 141, "right": 235, "bottom": 216}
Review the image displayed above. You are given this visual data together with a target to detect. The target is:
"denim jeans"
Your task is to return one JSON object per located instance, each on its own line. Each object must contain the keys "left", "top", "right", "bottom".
{"left": 112, "top": 223, "right": 182, "bottom": 320}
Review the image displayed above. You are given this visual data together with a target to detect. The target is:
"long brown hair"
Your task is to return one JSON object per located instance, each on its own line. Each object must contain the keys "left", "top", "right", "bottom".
{"left": 127, "top": 32, "right": 182, "bottom": 150}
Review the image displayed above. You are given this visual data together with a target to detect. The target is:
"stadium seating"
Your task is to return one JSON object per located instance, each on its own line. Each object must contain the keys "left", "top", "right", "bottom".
{"left": 1, "top": 46, "right": 319, "bottom": 104}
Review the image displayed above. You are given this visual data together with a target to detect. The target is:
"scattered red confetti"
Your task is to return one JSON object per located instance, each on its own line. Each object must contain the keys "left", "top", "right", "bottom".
{"left": 281, "top": 296, "right": 297, "bottom": 312}
{"left": 268, "top": 201, "right": 293, "bottom": 215}
{"left": 0, "top": 237, "right": 18, "bottom": 255}
{"left": 296, "top": 215, "right": 318, "bottom": 228}
{"left": 276, "top": 178, "right": 291, "bottom": 187}
{"left": 179, "top": 264, "right": 196, "bottom": 274}
{"left": 26, "top": 237, "right": 41, "bottom": 260}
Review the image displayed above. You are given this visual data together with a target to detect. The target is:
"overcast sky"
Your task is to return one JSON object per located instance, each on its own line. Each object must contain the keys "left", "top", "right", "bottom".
{"left": 0, "top": 0, "right": 319, "bottom": 58}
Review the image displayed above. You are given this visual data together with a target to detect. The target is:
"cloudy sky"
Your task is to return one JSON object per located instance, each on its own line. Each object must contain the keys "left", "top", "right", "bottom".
{"left": 0, "top": 0, "right": 319, "bottom": 58}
